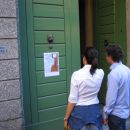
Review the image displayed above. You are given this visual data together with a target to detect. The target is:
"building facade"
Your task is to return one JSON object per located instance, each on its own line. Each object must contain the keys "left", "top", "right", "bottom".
{"left": 0, "top": 0, "right": 23, "bottom": 130}
{"left": 0, "top": 0, "right": 130, "bottom": 130}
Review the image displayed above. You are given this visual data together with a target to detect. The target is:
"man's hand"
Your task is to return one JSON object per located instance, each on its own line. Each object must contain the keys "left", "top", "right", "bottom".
{"left": 103, "top": 111, "right": 108, "bottom": 125}
{"left": 103, "top": 119, "right": 108, "bottom": 125}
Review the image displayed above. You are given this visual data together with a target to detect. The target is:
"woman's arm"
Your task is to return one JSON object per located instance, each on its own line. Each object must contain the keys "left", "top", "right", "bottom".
{"left": 64, "top": 72, "right": 78, "bottom": 129}
{"left": 64, "top": 102, "right": 75, "bottom": 129}
{"left": 65, "top": 102, "right": 75, "bottom": 120}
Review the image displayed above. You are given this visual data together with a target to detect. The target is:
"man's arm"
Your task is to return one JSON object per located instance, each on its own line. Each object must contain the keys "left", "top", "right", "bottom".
{"left": 104, "top": 73, "right": 119, "bottom": 117}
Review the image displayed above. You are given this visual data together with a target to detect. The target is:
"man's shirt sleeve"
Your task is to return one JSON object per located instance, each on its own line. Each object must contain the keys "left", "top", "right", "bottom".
{"left": 104, "top": 73, "right": 119, "bottom": 115}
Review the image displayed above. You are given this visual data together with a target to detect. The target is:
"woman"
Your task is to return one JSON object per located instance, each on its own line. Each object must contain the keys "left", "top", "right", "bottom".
{"left": 64, "top": 47, "right": 104, "bottom": 130}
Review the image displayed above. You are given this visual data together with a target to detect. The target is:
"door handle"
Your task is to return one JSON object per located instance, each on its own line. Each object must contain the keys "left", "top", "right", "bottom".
{"left": 104, "top": 40, "right": 109, "bottom": 47}
{"left": 47, "top": 34, "right": 54, "bottom": 49}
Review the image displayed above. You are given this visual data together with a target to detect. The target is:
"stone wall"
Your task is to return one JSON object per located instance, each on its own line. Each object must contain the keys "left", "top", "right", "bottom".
{"left": 126, "top": 0, "right": 130, "bottom": 67}
{"left": 0, "top": 0, "right": 23, "bottom": 130}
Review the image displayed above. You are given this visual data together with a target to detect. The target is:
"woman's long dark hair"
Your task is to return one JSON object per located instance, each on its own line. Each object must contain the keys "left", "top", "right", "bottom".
{"left": 83, "top": 47, "right": 99, "bottom": 75}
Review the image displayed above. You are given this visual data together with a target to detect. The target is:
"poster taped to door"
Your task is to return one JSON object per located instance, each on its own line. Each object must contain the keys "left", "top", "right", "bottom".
{"left": 44, "top": 52, "right": 60, "bottom": 77}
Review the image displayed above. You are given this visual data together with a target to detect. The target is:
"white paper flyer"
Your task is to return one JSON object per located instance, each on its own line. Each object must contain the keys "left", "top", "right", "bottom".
{"left": 44, "top": 52, "right": 60, "bottom": 77}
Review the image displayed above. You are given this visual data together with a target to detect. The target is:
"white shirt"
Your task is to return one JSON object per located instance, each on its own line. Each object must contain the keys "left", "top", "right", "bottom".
{"left": 68, "top": 65, "right": 104, "bottom": 106}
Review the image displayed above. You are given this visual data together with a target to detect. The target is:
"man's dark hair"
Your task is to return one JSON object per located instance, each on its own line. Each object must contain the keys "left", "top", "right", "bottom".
{"left": 105, "top": 44, "right": 124, "bottom": 62}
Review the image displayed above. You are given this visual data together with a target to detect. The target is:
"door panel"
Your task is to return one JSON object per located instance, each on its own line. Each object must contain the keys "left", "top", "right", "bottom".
{"left": 28, "top": 118, "right": 64, "bottom": 130}
{"left": 25, "top": 0, "right": 80, "bottom": 129}
{"left": 33, "top": 4, "right": 64, "bottom": 18}
{"left": 99, "top": 6, "right": 114, "bottom": 16}
{"left": 38, "top": 106, "right": 66, "bottom": 122}
{"left": 33, "top": 0, "right": 64, "bottom": 5}
{"left": 34, "top": 18, "right": 64, "bottom": 30}
{"left": 34, "top": 31, "right": 65, "bottom": 44}
{"left": 37, "top": 81, "right": 67, "bottom": 97}
{"left": 100, "top": 24, "right": 115, "bottom": 34}
{"left": 36, "top": 69, "right": 66, "bottom": 84}
{"left": 100, "top": 15, "right": 115, "bottom": 25}
{"left": 99, "top": 0, "right": 114, "bottom": 8}
{"left": 94, "top": 0, "right": 126, "bottom": 103}
{"left": 35, "top": 44, "right": 66, "bottom": 57}
{"left": 38, "top": 93, "right": 67, "bottom": 110}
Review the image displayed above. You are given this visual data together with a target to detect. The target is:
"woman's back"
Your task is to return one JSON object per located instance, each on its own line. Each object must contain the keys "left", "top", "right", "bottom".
{"left": 69, "top": 65, "right": 104, "bottom": 106}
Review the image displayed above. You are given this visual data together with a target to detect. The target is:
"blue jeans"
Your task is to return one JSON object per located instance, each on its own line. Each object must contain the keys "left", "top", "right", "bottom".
{"left": 108, "top": 115, "right": 126, "bottom": 130}
{"left": 80, "top": 124, "right": 99, "bottom": 130}
{"left": 69, "top": 104, "right": 102, "bottom": 130}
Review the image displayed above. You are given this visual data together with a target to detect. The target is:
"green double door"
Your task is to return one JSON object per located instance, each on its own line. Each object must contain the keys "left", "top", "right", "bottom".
{"left": 25, "top": 0, "right": 80, "bottom": 129}
{"left": 23, "top": 0, "right": 126, "bottom": 129}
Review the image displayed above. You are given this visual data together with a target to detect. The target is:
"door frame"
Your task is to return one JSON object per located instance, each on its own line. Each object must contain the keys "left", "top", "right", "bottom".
{"left": 18, "top": 0, "right": 32, "bottom": 125}
{"left": 18, "top": 0, "right": 81, "bottom": 127}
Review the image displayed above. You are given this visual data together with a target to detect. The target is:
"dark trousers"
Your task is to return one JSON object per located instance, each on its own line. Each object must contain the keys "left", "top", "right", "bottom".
{"left": 108, "top": 115, "right": 126, "bottom": 130}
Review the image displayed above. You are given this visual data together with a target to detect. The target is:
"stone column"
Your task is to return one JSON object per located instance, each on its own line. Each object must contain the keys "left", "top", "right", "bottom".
{"left": 85, "top": 0, "right": 94, "bottom": 47}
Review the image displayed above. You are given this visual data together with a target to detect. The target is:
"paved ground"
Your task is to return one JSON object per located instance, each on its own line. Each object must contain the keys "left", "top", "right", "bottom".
{"left": 103, "top": 118, "right": 130, "bottom": 130}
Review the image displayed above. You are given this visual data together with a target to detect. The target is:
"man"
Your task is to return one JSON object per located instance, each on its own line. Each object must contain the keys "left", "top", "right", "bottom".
{"left": 104, "top": 44, "right": 130, "bottom": 130}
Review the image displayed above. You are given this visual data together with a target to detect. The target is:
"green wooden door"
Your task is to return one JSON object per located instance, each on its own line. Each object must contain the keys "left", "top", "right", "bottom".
{"left": 94, "top": 0, "right": 126, "bottom": 103}
{"left": 24, "top": 0, "right": 80, "bottom": 129}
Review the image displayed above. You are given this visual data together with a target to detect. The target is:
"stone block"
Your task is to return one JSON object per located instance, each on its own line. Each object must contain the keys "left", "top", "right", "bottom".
{"left": 0, "top": 118, "right": 23, "bottom": 130}
{"left": 0, "top": 39, "right": 18, "bottom": 60}
{"left": 0, "top": 60, "right": 19, "bottom": 81}
{"left": 0, "top": 0, "right": 16, "bottom": 17}
{"left": 0, "top": 80, "right": 20, "bottom": 101}
{"left": 0, "top": 99, "right": 22, "bottom": 121}
{"left": 0, "top": 18, "right": 17, "bottom": 38}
